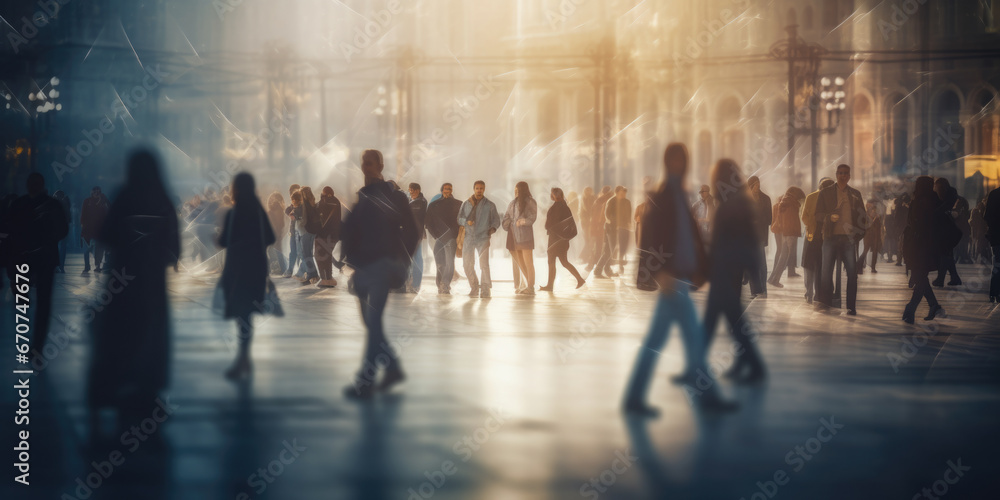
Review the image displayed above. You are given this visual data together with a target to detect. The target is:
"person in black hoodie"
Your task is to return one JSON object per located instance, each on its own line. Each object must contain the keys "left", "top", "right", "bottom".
{"left": 540, "top": 187, "right": 585, "bottom": 291}
{"left": 218, "top": 172, "right": 277, "bottom": 379}
{"left": 700, "top": 159, "right": 766, "bottom": 383}
{"left": 340, "top": 149, "right": 419, "bottom": 399}
{"left": 902, "top": 176, "right": 946, "bottom": 323}
{"left": 6, "top": 173, "right": 69, "bottom": 355}
{"left": 407, "top": 183, "right": 428, "bottom": 293}
{"left": 984, "top": 187, "right": 1000, "bottom": 303}
{"left": 425, "top": 182, "right": 462, "bottom": 294}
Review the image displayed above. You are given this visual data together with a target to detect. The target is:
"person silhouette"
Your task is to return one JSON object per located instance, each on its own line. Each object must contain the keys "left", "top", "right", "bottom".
{"left": 86, "top": 149, "right": 180, "bottom": 433}
{"left": 218, "top": 172, "right": 277, "bottom": 380}
{"left": 700, "top": 159, "right": 766, "bottom": 383}
{"left": 502, "top": 181, "right": 538, "bottom": 295}
{"left": 539, "top": 187, "right": 585, "bottom": 291}
{"left": 902, "top": 176, "right": 946, "bottom": 323}
{"left": 984, "top": 187, "right": 1000, "bottom": 303}
{"left": 622, "top": 144, "right": 737, "bottom": 417}
{"left": 458, "top": 180, "right": 501, "bottom": 298}
{"left": 340, "top": 149, "right": 419, "bottom": 399}
{"left": 6, "top": 172, "right": 69, "bottom": 355}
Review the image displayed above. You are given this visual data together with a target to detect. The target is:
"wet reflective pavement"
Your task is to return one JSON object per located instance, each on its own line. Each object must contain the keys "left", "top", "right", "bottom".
{"left": 3, "top": 251, "right": 1000, "bottom": 499}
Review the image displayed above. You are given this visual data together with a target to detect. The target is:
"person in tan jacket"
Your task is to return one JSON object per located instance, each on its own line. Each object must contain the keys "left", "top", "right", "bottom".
{"left": 800, "top": 178, "right": 834, "bottom": 303}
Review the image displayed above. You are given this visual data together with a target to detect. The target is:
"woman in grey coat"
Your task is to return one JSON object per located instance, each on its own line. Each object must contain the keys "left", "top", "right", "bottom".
{"left": 502, "top": 181, "right": 538, "bottom": 295}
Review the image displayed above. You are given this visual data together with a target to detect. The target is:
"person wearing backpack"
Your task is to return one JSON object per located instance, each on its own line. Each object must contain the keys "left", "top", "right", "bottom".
{"left": 340, "top": 149, "right": 419, "bottom": 399}
{"left": 314, "top": 186, "right": 342, "bottom": 288}
{"left": 902, "top": 176, "right": 947, "bottom": 324}
{"left": 539, "top": 187, "right": 585, "bottom": 291}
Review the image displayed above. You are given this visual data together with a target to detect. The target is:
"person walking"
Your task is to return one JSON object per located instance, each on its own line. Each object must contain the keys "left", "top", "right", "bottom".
{"left": 265, "top": 192, "right": 287, "bottom": 275}
{"left": 458, "top": 180, "right": 501, "bottom": 298}
{"left": 767, "top": 187, "right": 805, "bottom": 288}
{"left": 691, "top": 184, "right": 716, "bottom": 243}
{"left": 314, "top": 186, "right": 342, "bottom": 288}
{"left": 902, "top": 176, "right": 947, "bottom": 324}
{"left": 801, "top": 178, "right": 835, "bottom": 303}
{"left": 6, "top": 173, "right": 69, "bottom": 355}
{"left": 340, "top": 149, "right": 419, "bottom": 399}
{"left": 586, "top": 186, "right": 614, "bottom": 273}
{"left": 298, "top": 186, "right": 321, "bottom": 284}
{"left": 502, "top": 181, "right": 538, "bottom": 295}
{"left": 815, "top": 164, "right": 867, "bottom": 315}
{"left": 594, "top": 186, "right": 627, "bottom": 278}
{"left": 747, "top": 176, "right": 772, "bottom": 298}
{"left": 611, "top": 186, "right": 633, "bottom": 275}
{"left": 218, "top": 173, "right": 278, "bottom": 380}
{"left": 407, "top": 183, "right": 428, "bottom": 293}
{"left": 282, "top": 184, "right": 302, "bottom": 278}
{"left": 86, "top": 149, "right": 180, "bottom": 431}
{"left": 425, "top": 183, "right": 463, "bottom": 294}
{"left": 932, "top": 179, "right": 962, "bottom": 287}
{"left": 81, "top": 186, "right": 109, "bottom": 274}
{"left": 984, "top": 187, "right": 1000, "bottom": 303}
{"left": 579, "top": 186, "right": 596, "bottom": 263}
{"left": 701, "top": 159, "right": 767, "bottom": 384}
{"left": 622, "top": 143, "right": 736, "bottom": 417}
{"left": 540, "top": 187, "right": 585, "bottom": 291}
{"left": 857, "top": 201, "right": 883, "bottom": 274}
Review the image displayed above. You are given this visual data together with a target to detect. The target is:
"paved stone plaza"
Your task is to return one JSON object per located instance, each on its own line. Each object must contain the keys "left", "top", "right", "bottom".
{"left": 3, "top": 251, "right": 999, "bottom": 500}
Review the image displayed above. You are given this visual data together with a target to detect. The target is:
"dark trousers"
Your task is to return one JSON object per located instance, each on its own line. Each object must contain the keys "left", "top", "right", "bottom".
{"left": 991, "top": 245, "right": 1000, "bottom": 298}
{"left": 616, "top": 228, "right": 630, "bottom": 265}
{"left": 595, "top": 226, "right": 616, "bottom": 274}
{"left": 820, "top": 235, "right": 858, "bottom": 310}
{"left": 314, "top": 236, "right": 337, "bottom": 280}
{"left": 857, "top": 241, "right": 878, "bottom": 271}
{"left": 434, "top": 237, "right": 457, "bottom": 292}
{"left": 353, "top": 260, "right": 402, "bottom": 386}
{"left": 934, "top": 254, "right": 960, "bottom": 284}
{"left": 703, "top": 279, "right": 764, "bottom": 372}
{"left": 545, "top": 240, "right": 583, "bottom": 287}
{"left": 906, "top": 271, "right": 939, "bottom": 316}
{"left": 748, "top": 244, "right": 768, "bottom": 295}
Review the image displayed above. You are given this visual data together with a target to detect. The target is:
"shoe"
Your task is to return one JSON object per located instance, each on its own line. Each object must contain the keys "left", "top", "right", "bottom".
{"left": 468, "top": 288, "right": 480, "bottom": 298}
{"left": 480, "top": 289, "right": 491, "bottom": 298}
{"left": 594, "top": 273, "right": 609, "bottom": 279}
{"left": 576, "top": 278, "right": 586, "bottom": 289}
{"left": 343, "top": 383, "right": 375, "bottom": 400}
{"left": 735, "top": 367, "right": 767, "bottom": 384}
{"left": 924, "top": 305, "right": 945, "bottom": 321}
{"left": 281, "top": 273, "right": 292, "bottom": 278}
{"left": 947, "top": 279, "right": 962, "bottom": 286}
{"left": 787, "top": 273, "right": 801, "bottom": 278}
{"left": 895, "top": 261, "right": 903, "bottom": 267}
{"left": 902, "top": 314, "right": 915, "bottom": 325}
{"left": 94, "top": 267, "right": 103, "bottom": 273}
{"left": 769, "top": 280, "right": 784, "bottom": 288}
{"left": 539, "top": 285, "right": 554, "bottom": 292}
{"left": 752, "top": 292, "right": 767, "bottom": 299}
{"left": 377, "top": 368, "right": 406, "bottom": 392}
{"left": 606, "top": 271, "right": 619, "bottom": 278}
{"left": 871, "top": 268, "right": 878, "bottom": 273}
{"left": 805, "top": 293, "right": 813, "bottom": 304}
{"left": 846, "top": 309, "right": 857, "bottom": 316}
{"left": 931, "top": 279, "right": 944, "bottom": 287}
{"left": 317, "top": 278, "right": 337, "bottom": 288}
{"left": 224, "top": 360, "right": 252, "bottom": 381}
{"left": 857, "top": 268, "right": 864, "bottom": 275}
{"left": 81, "top": 269, "right": 90, "bottom": 275}
{"left": 623, "top": 401, "right": 661, "bottom": 418}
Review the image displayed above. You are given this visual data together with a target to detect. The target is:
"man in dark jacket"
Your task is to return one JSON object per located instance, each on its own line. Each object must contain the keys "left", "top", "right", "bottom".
{"left": 747, "top": 176, "right": 772, "bottom": 298}
{"left": 407, "top": 183, "right": 428, "bottom": 293}
{"left": 80, "top": 186, "right": 109, "bottom": 273}
{"left": 341, "top": 149, "right": 419, "bottom": 399}
{"left": 623, "top": 143, "right": 736, "bottom": 417}
{"left": 984, "top": 186, "right": 1000, "bottom": 303}
{"left": 6, "top": 173, "right": 69, "bottom": 354}
{"left": 425, "top": 183, "right": 462, "bottom": 294}
{"left": 814, "top": 164, "right": 867, "bottom": 314}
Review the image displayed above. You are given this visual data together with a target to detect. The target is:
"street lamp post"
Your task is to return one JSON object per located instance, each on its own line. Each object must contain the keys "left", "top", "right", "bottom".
{"left": 808, "top": 76, "right": 846, "bottom": 190}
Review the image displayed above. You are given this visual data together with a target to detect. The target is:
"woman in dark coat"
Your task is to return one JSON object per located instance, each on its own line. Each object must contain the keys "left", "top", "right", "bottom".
{"left": 314, "top": 186, "right": 342, "bottom": 288}
{"left": 219, "top": 172, "right": 276, "bottom": 379}
{"left": 701, "top": 159, "right": 766, "bottom": 383}
{"left": 902, "top": 176, "right": 946, "bottom": 324}
{"left": 540, "top": 187, "right": 585, "bottom": 291}
{"left": 87, "top": 149, "right": 180, "bottom": 432}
